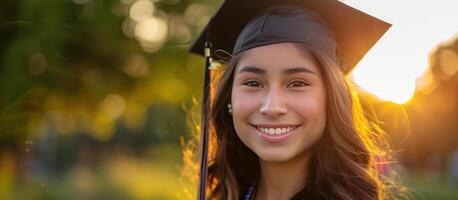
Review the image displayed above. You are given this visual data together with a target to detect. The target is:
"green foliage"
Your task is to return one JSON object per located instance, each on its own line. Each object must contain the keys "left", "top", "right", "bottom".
{"left": 0, "top": 0, "right": 211, "bottom": 198}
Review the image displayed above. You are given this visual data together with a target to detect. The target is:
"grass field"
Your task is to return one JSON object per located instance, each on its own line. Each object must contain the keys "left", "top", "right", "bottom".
{"left": 4, "top": 145, "right": 458, "bottom": 200}
{"left": 401, "top": 172, "right": 458, "bottom": 200}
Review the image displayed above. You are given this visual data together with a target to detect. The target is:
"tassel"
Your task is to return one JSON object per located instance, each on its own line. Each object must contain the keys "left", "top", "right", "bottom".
{"left": 197, "top": 41, "right": 212, "bottom": 200}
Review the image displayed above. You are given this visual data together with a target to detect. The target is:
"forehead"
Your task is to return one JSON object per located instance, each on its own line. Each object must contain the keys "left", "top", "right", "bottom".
{"left": 235, "top": 42, "right": 319, "bottom": 73}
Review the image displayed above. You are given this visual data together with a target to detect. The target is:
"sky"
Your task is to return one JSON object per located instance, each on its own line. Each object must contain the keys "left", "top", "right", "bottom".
{"left": 342, "top": 0, "right": 458, "bottom": 103}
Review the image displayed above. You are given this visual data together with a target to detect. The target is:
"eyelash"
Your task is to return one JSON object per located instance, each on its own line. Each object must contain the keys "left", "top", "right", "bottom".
{"left": 288, "top": 80, "right": 309, "bottom": 87}
{"left": 242, "top": 80, "right": 309, "bottom": 88}
{"left": 243, "top": 80, "right": 263, "bottom": 87}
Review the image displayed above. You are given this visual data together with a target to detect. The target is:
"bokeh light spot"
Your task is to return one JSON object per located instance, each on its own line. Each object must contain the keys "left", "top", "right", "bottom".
{"left": 135, "top": 16, "right": 168, "bottom": 53}
{"left": 123, "top": 54, "right": 150, "bottom": 77}
{"left": 28, "top": 52, "right": 47, "bottom": 76}
{"left": 184, "top": 4, "right": 211, "bottom": 26}
{"left": 102, "top": 94, "right": 126, "bottom": 120}
{"left": 130, "top": 0, "right": 155, "bottom": 22}
{"left": 439, "top": 49, "right": 458, "bottom": 77}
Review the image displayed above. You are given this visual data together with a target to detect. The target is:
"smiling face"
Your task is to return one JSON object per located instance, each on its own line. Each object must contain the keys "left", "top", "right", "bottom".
{"left": 231, "top": 42, "right": 327, "bottom": 163}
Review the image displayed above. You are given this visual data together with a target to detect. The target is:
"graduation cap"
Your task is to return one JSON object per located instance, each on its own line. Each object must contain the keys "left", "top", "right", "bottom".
{"left": 188, "top": 0, "right": 391, "bottom": 199}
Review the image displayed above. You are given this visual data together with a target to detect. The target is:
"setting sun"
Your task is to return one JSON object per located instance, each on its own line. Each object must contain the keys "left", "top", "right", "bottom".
{"left": 343, "top": 0, "right": 458, "bottom": 104}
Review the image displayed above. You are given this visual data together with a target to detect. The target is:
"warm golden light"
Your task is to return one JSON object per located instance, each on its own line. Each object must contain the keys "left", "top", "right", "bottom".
{"left": 352, "top": 71, "right": 416, "bottom": 104}
{"left": 439, "top": 49, "right": 458, "bottom": 77}
{"left": 344, "top": 0, "right": 458, "bottom": 104}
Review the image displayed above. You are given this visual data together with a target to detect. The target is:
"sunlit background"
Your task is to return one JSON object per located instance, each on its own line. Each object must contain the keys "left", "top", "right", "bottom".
{"left": 0, "top": 0, "right": 457, "bottom": 199}
{"left": 345, "top": 0, "right": 458, "bottom": 104}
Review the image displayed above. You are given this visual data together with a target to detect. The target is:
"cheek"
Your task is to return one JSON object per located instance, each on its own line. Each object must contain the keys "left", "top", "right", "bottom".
{"left": 231, "top": 89, "right": 262, "bottom": 138}
{"left": 291, "top": 90, "right": 327, "bottom": 125}
{"left": 232, "top": 91, "right": 258, "bottom": 123}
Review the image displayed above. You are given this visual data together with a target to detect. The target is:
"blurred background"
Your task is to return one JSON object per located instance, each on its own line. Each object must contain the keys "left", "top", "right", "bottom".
{"left": 0, "top": 0, "right": 457, "bottom": 199}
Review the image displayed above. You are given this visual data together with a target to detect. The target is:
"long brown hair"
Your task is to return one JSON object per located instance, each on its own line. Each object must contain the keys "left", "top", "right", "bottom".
{"left": 182, "top": 43, "right": 404, "bottom": 199}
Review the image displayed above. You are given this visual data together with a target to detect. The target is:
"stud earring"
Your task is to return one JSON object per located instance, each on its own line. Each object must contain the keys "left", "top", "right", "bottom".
{"left": 227, "top": 104, "right": 232, "bottom": 113}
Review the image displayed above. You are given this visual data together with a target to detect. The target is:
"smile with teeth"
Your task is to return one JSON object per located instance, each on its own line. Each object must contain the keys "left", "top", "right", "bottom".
{"left": 255, "top": 125, "right": 299, "bottom": 136}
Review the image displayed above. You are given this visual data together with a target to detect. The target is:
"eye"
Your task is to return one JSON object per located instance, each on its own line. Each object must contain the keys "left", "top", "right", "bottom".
{"left": 287, "top": 80, "right": 308, "bottom": 88}
{"left": 243, "top": 80, "right": 263, "bottom": 87}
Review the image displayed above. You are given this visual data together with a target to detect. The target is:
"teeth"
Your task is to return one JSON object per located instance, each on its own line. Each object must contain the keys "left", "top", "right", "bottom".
{"left": 256, "top": 126, "right": 297, "bottom": 136}
{"left": 268, "top": 128, "right": 275, "bottom": 135}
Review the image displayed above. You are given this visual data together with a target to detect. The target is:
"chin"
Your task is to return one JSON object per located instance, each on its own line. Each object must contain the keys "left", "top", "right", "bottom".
{"left": 256, "top": 150, "right": 294, "bottom": 163}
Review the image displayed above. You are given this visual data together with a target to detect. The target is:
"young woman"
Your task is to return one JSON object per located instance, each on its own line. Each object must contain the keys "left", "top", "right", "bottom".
{"left": 186, "top": 1, "right": 402, "bottom": 199}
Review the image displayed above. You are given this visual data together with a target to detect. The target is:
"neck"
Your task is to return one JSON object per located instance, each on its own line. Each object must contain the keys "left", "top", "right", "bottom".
{"left": 255, "top": 153, "right": 310, "bottom": 200}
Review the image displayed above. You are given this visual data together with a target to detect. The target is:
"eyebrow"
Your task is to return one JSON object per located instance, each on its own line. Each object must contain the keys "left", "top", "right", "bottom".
{"left": 237, "top": 66, "right": 317, "bottom": 75}
{"left": 283, "top": 67, "right": 317, "bottom": 75}
{"left": 237, "top": 66, "right": 266, "bottom": 74}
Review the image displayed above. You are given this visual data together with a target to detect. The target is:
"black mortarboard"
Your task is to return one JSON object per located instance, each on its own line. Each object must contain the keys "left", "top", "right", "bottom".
{"left": 189, "top": 0, "right": 391, "bottom": 199}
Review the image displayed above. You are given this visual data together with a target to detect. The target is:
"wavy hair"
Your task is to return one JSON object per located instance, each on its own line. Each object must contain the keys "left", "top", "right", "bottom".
{"left": 179, "top": 41, "right": 406, "bottom": 200}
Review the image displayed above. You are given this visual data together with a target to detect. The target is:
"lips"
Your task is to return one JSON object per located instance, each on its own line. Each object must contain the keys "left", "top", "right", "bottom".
{"left": 250, "top": 123, "right": 301, "bottom": 143}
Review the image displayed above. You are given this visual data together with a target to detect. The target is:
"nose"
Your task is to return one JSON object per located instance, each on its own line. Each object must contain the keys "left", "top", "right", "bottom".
{"left": 259, "top": 87, "right": 288, "bottom": 118}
